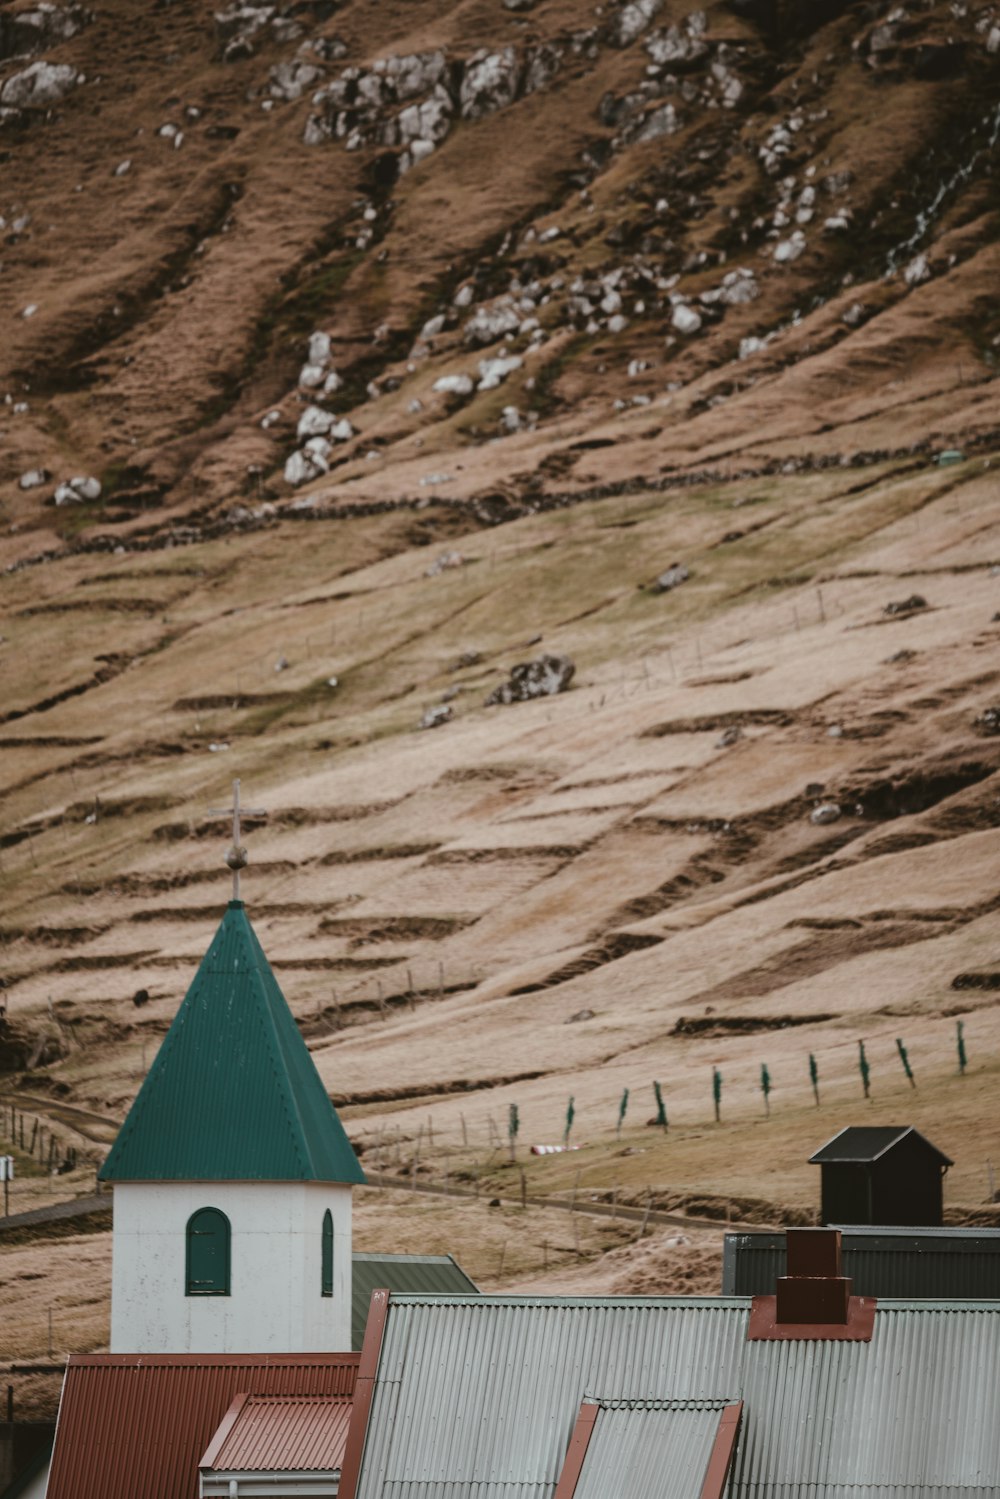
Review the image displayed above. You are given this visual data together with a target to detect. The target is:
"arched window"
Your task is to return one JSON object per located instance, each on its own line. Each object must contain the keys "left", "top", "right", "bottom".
{"left": 321, "top": 1208, "right": 334, "bottom": 1298}
{"left": 186, "top": 1207, "right": 231, "bottom": 1296}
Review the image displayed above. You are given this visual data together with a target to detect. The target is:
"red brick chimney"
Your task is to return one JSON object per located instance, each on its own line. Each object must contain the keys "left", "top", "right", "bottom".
{"left": 747, "top": 1228, "right": 876, "bottom": 1341}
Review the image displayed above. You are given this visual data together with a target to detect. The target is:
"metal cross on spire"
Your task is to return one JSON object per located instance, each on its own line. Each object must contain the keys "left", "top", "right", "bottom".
{"left": 207, "top": 778, "right": 266, "bottom": 902}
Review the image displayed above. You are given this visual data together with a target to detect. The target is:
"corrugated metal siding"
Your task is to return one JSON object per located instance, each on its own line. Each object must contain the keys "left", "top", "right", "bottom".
{"left": 100, "top": 902, "right": 365, "bottom": 1184}
{"left": 723, "top": 1230, "right": 1000, "bottom": 1297}
{"left": 205, "top": 1394, "right": 352, "bottom": 1472}
{"left": 354, "top": 1297, "right": 1000, "bottom": 1499}
{"left": 351, "top": 1254, "right": 479, "bottom": 1350}
{"left": 574, "top": 1401, "right": 730, "bottom": 1499}
{"left": 46, "top": 1352, "right": 358, "bottom": 1499}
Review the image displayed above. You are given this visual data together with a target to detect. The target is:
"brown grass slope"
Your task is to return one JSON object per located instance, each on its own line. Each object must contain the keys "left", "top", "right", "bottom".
{"left": 1, "top": 0, "right": 1000, "bottom": 1391}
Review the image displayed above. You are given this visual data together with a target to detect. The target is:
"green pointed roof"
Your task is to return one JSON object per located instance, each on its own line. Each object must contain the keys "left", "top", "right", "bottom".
{"left": 100, "top": 902, "right": 365, "bottom": 1184}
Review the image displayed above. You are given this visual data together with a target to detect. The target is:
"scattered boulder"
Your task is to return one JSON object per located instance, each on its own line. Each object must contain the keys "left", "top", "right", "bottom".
{"left": 433, "top": 373, "right": 474, "bottom": 396}
{"left": 486, "top": 653, "right": 575, "bottom": 705}
{"left": 612, "top": 0, "right": 664, "bottom": 48}
{"left": 645, "top": 17, "right": 707, "bottom": 66}
{"left": 297, "top": 405, "right": 334, "bottom": 441}
{"left": 450, "top": 650, "right": 482, "bottom": 671}
{"left": 883, "top": 594, "right": 927, "bottom": 616}
{"left": 810, "top": 803, "right": 841, "bottom": 825}
{"left": 132, "top": 987, "right": 150, "bottom": 1008}
{"left": 419, "top": 703, "right": 453, "bottom": 730}
{"left": 903, "top": 253, "right": 931, "bottom": 286}
{"left": 717, "top": 268, "right": 759, "bottom": 306}
{"left": 716, "top": 725, "right": 743, "bottom": 748}
{"left": 566, "top": 1008, "right": 596, "bottom": 1023}
{"left": 425, "top": 551, "right": 465, "bottom": 576}
{"left": 464, "top": 298, "right": 521, "bottom": 345}
{"left": 53, "top": 475, "right": 100, "bottom": 505}
{"left": 774, "top": 231, "right": 806, "bottom": 263}
{"left": 18, "top": 468, "right": 49, "bottom": 490}
{"left": 973, "top": 707, "right": 1000, "bottom": 737}
{"left": 671, "top": 304, "right": 702, "bottom": 335}
{"left": 477, "top": 354, "right": 522, "bottom": 390}
{"left": 653, "top": 562, "right": 689, "bottom": 593}
{"left": 0, "top": 59, "right": 79, "bottom": 108}
{"left": 284, "top": 449, "right": 326, "bottom": 486}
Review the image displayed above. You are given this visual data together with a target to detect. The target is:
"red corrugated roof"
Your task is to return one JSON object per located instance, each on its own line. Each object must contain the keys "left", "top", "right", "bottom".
{"left": 201, "top": 1394, "right": 353, "bottom": 1473}
{"left": 46, "top": 1352, "right": 359, "bottom": 1499}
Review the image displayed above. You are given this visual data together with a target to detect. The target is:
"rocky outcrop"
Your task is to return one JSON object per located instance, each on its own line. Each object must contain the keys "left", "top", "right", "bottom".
{"left": 486, "top": 653, "right": 575, "bottom": 705}
{"left": 0, "top": 4, "right": 90, "bottom": 60}
{"left": 214, "top": 3, "right": 304, "bottom": 61}
{"left": 0, "top": 59, "right": 80, "bottom": 109}
{"left": 304, "top": 39, "right": 564, "bottom": 165}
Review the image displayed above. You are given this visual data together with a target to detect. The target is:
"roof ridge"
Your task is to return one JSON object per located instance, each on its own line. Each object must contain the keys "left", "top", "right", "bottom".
{"left": 238, "top": 913, "right": 312, "bottom": 1178}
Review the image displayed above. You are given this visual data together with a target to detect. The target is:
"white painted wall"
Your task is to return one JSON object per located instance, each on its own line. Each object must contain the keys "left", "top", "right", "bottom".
{"left": 110, "top": 1181, "right": 352, "bottom": 1353}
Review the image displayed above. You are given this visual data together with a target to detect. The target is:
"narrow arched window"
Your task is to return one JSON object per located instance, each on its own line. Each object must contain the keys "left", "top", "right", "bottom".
{"left": 186, "top": 1207, "right": 231, "bottom": 1296}
{"left": 321, "top": 1209, "right": 334, "bottom": 1298}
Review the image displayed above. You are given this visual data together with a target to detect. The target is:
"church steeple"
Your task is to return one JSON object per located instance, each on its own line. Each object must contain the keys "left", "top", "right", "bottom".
{"left": 103, "top": 785, "right": 361, "bottom": 1355}
{"left": 100, "top": 900, "right": 364, "bottom": 1185}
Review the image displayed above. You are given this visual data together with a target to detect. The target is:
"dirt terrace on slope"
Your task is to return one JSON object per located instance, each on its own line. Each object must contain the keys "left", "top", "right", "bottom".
{"left": 2, "top": 450, "right": 999, "bottom": 1217}
{"left": 1, "top": 0, "right": 1000, "bottom": 1343}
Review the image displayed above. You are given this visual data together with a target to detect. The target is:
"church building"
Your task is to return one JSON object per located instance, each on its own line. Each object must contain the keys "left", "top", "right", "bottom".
{"left": 99, "top": 895, "right": 364, "bottom": 1356}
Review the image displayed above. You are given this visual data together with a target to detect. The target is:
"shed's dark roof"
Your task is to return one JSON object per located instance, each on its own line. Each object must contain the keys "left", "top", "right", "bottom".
{"left": 351, "top": 1253, "right": 479, "bottom": 1350}
{"left": 99, "top": 902, "right": 365, "bottom": 1184}
{"left": 808, "top": 1126, "right": 952, "bottom": 1167}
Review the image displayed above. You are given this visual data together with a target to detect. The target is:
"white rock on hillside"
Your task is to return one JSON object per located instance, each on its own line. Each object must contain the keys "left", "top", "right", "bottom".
{"left": 284, "top": 452, "right": 312, "bottom": 486}
{"left": 0, "top": 60, "right": 80, "bottom": 107}
{"left": 433, "top": 373, "right": 474, "bottom": 396}
{"left": 903, "top": 253, "right": 931, "bottom": 285}
{"left": 399, "top": 85, "right": 453, "bottom": 141}
{"left": 53, "top": 475, "right": 100, "bottom": 505}
{"left": 671, "top": 303, "right": 702, "bottom": 335}
{"left": 18, "top": 468, "right": 49, "bottom": 490}
{"left": 460, "top": 48, "right": 520, "bottom": 119}
{"left": 774, "top": 231, "right": 806, "bottom": 263}
{"left": 464, "top": 299, "right": 521, "bottom": 345}
{"left": 477, "top": 354, "right": 522, "bottom": 390}
{"left": 645, "top": 21, "right": 707, "bottom": 65}
{"left": 297, "top": 405, "right": 334, "bottom": 440}
{"left": 718, "top": 267, "right": 759, "bottom": 305}
{"left": 269, "top": 59, "right": 323, "bottom": 102}
{"left": 613, "top": 0, "right": 664, "bottom": 47}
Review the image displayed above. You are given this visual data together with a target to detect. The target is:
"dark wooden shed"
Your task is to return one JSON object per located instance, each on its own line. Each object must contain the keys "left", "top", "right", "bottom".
{"left": 809, "top": 1126, "right": 952, "bottom": 1227}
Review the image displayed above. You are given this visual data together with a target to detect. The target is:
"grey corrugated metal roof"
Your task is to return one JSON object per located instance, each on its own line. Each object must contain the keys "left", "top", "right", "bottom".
{"left": 723, "top": 1229, "right": 1000, "bottom": 1298}
{"left": 350, "top": 1254, "right": 479, "bottom": 1350}
{"left": 574, "top": 1400, "right": 733, "bottom": 1499}
{"left": 809, "top": 1126, "right": 952, "bottom": 1166}
{"left": 353, "top": 1296, "right": 1000, "bottom": 1499}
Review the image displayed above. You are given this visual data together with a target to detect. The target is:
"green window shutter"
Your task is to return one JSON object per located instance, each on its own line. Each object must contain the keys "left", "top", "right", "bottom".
{"left": 321, "top": 1208, "right": 333, "bottom": 1297}
{"left": 186, "top": 1207, "right": 231, "bottom": 1296}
